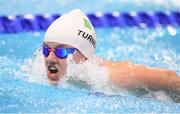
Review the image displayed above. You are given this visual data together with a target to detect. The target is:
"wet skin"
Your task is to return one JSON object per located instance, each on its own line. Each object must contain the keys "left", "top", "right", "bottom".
{"left": 101, "top": 60, "right": 180, "bottom": 90}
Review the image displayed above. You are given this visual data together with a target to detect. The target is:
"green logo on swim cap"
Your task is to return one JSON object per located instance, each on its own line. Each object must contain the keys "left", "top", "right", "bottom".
{"left": 83, "top": 18, "right": 92, "bottom": 30}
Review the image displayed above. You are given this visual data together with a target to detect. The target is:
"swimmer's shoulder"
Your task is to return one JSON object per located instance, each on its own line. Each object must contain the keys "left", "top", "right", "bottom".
{"left": 96, "top": 56, "right": 148, "bottom": 72}
{"left": 99, "top": 59, "right": 131, "bottom": 68}
{"left": 101, "top": 58, "right": 130, "bottom": 65}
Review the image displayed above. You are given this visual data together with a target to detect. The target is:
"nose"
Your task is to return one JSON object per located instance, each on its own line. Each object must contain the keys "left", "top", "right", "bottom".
{"left": 45, "top": 50, "right": 60, "bottom": 66}
{"left": 46, "top": 51, "right": 57, "bottom": 60}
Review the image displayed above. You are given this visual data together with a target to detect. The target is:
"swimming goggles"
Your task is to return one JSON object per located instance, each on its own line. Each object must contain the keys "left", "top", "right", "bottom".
{"left": 42, "top": 45, "right": 76, "bottom": 59}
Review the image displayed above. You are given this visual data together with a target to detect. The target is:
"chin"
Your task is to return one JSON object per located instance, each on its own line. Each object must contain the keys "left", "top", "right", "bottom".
{"left": 48, "top": 79, "right": 59, "bottom": 85}
{"left": 47, "top": 72, "right": 60, "bottom": 84}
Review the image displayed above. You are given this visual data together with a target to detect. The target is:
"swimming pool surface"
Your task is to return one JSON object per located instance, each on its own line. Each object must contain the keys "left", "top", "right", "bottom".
{"left": 0, "top": 0, "right": 180, "bottom": 113}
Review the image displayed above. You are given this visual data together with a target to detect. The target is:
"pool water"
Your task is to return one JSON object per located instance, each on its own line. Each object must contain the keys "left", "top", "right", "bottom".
{"left": 1, "top": 27, "right": 180, "bottom": 113}
{"left": 0, "top": 0, "right": 180, "bottom": 113}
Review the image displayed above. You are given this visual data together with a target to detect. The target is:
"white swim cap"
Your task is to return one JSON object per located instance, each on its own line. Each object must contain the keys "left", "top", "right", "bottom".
{"left": 44, "top": 9, "right": 96, "bottom": 59}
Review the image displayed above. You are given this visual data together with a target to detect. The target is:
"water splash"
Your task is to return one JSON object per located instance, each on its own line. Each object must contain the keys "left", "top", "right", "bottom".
{"left": 19, "top": 49, "right": 121, "bottom": 95}
{"left": 63, "top": 55, "right": 121, "bottom": 95}
{"left": 15, "top": 49, "right": 179, "bottom": 103}
{"left": 17, "top": 48, "right": 47, "bottom": 84}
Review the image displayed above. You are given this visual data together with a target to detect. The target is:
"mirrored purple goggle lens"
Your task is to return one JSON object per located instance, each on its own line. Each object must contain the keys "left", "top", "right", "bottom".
{"left": 43, "top": 46, "right": 49, "bottom": 57}
{"left": 42, "top": 45, "right": 76, "bottom": 59}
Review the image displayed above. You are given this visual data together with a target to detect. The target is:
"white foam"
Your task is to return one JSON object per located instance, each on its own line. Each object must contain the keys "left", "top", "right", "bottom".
{"left": 167, "top": 26, "right": 177, "bottom": 36}
{"left": 19, "top": 48, "right": 48, "bottom": 84}
{"left": 61, "top": 55, "right": 120, "bottom": 95}
{"left": 141, "top": 89, "right": 173, "bottom": 103}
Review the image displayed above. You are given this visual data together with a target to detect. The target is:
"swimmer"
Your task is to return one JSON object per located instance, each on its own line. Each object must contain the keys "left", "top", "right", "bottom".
{"left": 43, "top": 9, "right": 180, "bottom": 95}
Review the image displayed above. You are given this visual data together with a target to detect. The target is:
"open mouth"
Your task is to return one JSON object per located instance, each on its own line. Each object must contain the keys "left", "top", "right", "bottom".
{"left": 47, "top": 65, "right": 59, "bottom": 80}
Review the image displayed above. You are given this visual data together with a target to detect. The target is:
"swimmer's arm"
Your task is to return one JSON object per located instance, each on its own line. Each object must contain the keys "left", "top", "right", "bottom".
{"left": 140, "top": 66, "right": 180, "bottom": 90}
{"left": 103, "top": 61, "right": 180, "bottom": 90}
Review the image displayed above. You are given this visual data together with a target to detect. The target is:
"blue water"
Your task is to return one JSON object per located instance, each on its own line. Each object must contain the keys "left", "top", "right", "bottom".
{"left": 0, "top": 0, "right": 179, "bottom": 15}
{"left": 0, "top": 0, "right": 180, "bottom": 113}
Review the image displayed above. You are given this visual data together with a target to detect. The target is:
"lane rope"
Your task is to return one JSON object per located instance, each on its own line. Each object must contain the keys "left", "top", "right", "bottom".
{"left": 0, "top": 11, "right": 179, "bottom": 33}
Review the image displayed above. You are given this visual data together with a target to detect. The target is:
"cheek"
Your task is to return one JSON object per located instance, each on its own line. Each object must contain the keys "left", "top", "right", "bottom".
{"left": 72, "top": 53, "right": 79, "bottom": 62}
{"left": 57, "top": 59, "right": 67, "bottom": 70}
{"left": 44, "top": 58, "right": 48, "bottom": 67}
{"left": 73, "top": 52, "right": 85, "bottom": 63}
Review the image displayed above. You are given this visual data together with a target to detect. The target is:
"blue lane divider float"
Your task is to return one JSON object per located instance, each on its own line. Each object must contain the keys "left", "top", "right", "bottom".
{"left": 0, "top": 11, "right": 179, "bottom": 33}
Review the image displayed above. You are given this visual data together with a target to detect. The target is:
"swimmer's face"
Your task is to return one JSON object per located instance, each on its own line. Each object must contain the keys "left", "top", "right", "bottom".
{"left": 43, "top": 41, "right": 87, "bottom": 84}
